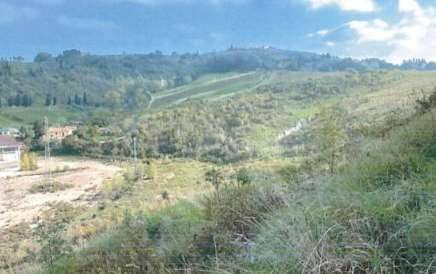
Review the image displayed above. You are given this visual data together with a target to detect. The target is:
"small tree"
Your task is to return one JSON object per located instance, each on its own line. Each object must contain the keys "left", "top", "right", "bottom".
{"left": 315, "top": 106, "right": 348, "bottom": 174}
{"left": 45, "top": 94, "right": 52, "bottom": 106}
{"left": 416, "top": 87, "right": 436, "bottom": 114}
{"left": 206, "top": 168, "right": 224, "bottom": 191}
{"left": 34, "top": 221, "right": 71, "bottom": 269}
{"left": 21, "top": 152, "right": 38, "bottom": 171}
{"left": 83, "top": 92, "right": 88, "bottom": 105}
{"left": 20, "top": 153, "right": 31, "bottom": 171}
{"left": 29, "top": 153, "right": 38, "bottom": 170}
{"left": 236, "top": 168, "right": 252, "bottom": 187}
{"left": 161, "top": 191, "right": 169, "bottom": 201}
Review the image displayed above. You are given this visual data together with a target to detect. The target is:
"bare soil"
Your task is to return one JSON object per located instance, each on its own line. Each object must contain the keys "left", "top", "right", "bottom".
{"left": 0, "top": 157, "right": 120, "bottom": 229}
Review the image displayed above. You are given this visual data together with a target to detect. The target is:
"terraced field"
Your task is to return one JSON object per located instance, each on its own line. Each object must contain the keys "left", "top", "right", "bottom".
{"left": 150, "top": 71, "right": 266, "bottom": 109}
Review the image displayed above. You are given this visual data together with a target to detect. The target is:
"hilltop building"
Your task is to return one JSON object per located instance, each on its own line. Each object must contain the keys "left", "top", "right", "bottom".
{"left": 0, "top": 135, "right": 22, "bottom": 171}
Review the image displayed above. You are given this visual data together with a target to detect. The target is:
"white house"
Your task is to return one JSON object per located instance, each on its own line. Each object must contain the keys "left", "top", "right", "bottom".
{"left": 0, "top": 135, "right": 22, "bottom": 171}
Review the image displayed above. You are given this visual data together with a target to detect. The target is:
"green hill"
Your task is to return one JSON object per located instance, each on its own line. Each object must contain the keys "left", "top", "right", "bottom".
{"left": 4, "top": 50, "right": 436, "bottom": 274}
{"left": 37, "top": 92, "right": 436, "bottom": 274}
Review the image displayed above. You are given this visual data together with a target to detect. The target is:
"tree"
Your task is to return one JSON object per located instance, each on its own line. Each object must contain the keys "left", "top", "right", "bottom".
{"left": 62, "top": 135, "right": 82, "bottom": 154}
{"left": 74, "top": 94, "right": 81, "bottom": 105}
{"left": 52, "top": 96, "right": 57, "bottom": 106}
{"left": 14, "top": 94, "right": 21, "bottom": 106}
{"left": 236, "top": 168, "right": 252, "bottom": 187}
{"left": 416, "top": 87, "right": 436, "bottom": 114}
{"left": 83, "top": 92, "right": 88, "bottom": 105}
{"left": 34, "top": 220, "right": 72, "bottom": 268}
{"left": 22, "top": 94, "right": 32, "bottom": 107}
{"left": 205, "top": 168, "right": 225, "bottom": 191}
{"left": 32, "top": 120, "right": 46, "bottom": 149}
{"left": 20, "top": 126, "right": 35, "bottom": 147}
{"left": 21, "top": 152, "right": 38, "bottom": 171}
{"left": 20, "top": 153, "right": 31, "bottom": 171}
{"left": 34, "top": 52, "right": 52, "bottom": 63}
{"left": 63, "top": 49, "right": 81, "bottom": 58}
{"left": 314, "top": 106, "right": 348, "bottom": 174}
{"left": 45, "top": 94, "right": 52, "bottom": 106}
{"left": 104, "top": 90, "right": 121, "bottom": 108}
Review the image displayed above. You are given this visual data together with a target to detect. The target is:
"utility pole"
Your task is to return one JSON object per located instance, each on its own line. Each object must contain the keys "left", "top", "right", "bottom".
{"left": 133, "top": 137, "right": 137, "bottom": 162}
{"left": 44, "top": 117, "right": 51, "bottom": 182}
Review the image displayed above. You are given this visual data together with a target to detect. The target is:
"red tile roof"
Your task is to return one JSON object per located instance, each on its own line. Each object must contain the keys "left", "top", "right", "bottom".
{"left": 0, "top": 135, "right": 21, "bottom": 147}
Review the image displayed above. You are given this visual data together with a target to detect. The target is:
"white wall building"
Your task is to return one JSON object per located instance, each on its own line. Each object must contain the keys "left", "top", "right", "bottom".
{"left": 0, "top": 136, "right": 22, "bottom": 171}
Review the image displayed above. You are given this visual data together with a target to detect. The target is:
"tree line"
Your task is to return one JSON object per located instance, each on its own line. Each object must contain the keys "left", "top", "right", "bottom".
{"left": 0, "top": 94, "right": 33, "bottom": 107}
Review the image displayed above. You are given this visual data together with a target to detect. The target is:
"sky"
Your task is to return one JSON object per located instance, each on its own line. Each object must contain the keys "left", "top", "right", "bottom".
{"left": 0, "top": 0, "right": 435, "bottom": 63}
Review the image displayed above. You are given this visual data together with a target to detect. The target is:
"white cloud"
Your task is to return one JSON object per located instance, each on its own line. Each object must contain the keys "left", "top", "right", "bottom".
{"left": 307, "top": 28, "right": 331, "bottom": 38}
{"left": 308, "top": 0, "right": 377, "bottom": 12}
{"left": 58, "top": 16, "right": 117, "bottom": 31}
{"left": 398, "top": 0, "right": 421, "bottom": 14}
{"left": 344, "top": 0, "right": 436, "bottom": 63}
{"left": 348, "top": 19, "right": 395, "bottom": 43}
{"left": 317, "top": 29, "right": 329, "bottom": 36}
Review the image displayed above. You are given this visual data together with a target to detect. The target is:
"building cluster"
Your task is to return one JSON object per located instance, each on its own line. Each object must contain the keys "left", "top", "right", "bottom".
{"left": 45, "top": 126, "right": 77, "bottom": 141}
{"left": 0, "top": 125, "right": 77, "bottom": 172}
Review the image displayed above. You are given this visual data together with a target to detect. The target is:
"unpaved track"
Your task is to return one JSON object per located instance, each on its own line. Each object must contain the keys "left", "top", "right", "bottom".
{"left": 0, "top": 157, "right": 120, "bottom": 228}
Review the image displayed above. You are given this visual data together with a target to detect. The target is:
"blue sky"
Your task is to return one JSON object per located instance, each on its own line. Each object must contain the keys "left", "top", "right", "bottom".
{"left": 0, "top": 0, "right": 435, "bottom": 63}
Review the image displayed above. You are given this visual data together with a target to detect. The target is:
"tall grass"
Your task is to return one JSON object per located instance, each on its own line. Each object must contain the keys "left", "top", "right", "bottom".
{"left": 37, "top": 111, "right": 436, "bottom": 274}
{"left": 234, "top": 111, "right": 436, "bottom": 273}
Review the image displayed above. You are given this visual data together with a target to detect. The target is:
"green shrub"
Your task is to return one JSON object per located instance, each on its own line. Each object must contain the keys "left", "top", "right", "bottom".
{"left": 29, "top": 181, "right": 72, "bottom": 194}
{"left": 21, "top": 152, "right": 38, "bottom": 171}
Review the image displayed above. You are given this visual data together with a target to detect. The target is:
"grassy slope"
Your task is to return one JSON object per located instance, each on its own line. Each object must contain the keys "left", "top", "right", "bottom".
{"left": 150, "top": 72, "right": 263, "bottom": 109}
{"left": 43, "top": 110, "right": 436, "bottom": 274}
{"left": 247, "top": 111, "right": 436, "bottom": 273}
{"left": 0, "top": 107, "right": 85, "bottom": 127}
{"left": 10, "top": 70, "right": 436, "bottom": 273}
{"left": 0, "top": 106, "right": 113, "bottom": 127}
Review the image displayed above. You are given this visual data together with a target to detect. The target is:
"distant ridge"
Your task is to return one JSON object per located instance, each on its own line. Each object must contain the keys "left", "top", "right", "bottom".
{"left": 0, "top": 47, "right": 434, "bottom": 107}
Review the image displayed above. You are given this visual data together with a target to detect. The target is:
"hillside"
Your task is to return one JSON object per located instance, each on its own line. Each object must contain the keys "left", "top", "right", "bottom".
{"left": 7, "top": 77, "right": 436, "bottom": 274}
{"left": 52, "top": 70, "right": 436, "bottom": 163}
{"left": 0, "top": 47, "right": 429, "bottom": 111}
{"left": 3, "top": 50, "right": 436, "bottom": 274}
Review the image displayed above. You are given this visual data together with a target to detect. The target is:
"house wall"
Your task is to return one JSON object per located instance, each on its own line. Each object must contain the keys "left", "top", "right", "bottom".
{"left": 0, "top": 146, "right": 21, "bottom": 171}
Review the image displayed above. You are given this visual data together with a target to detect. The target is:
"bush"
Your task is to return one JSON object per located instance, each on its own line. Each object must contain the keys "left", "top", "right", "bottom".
{"left": 103, "top": 175, "right": 133, "bottom": 201}
{"left": 193, "top": 185, "right": 286, "bottom": 259}
{"left": 235, "top": 167, "right": 252, "bottom": 187}
{"left": 29, "top": 181, "right": 72, "bottom": 194}
{"left": 20, "top": 152, "right": 38, "bottom": 171}
{"left": 46, "top": 202, "right": 206, "bottom": 274}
